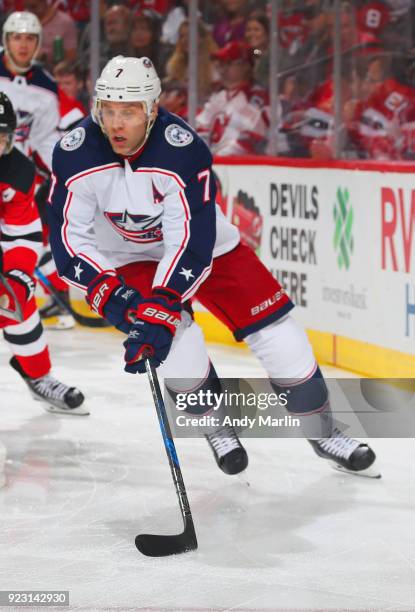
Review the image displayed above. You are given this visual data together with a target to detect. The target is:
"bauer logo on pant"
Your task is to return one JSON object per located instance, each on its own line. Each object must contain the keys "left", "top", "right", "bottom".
{"left": 60, "top": 127, "right": 86, "bottom": 151}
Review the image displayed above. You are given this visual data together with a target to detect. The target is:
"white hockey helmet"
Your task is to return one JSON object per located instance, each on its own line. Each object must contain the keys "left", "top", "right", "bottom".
{"left": 2, "top": 12, "right": 42, "bottom": 71}
{"left": 93, "top": 56, "right": 161, "bottom": 142}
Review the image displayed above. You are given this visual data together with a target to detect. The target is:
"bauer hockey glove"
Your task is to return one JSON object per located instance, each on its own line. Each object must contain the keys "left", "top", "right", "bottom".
{"left": 86, "top": 272, "right": 142, "bottom": 334}
{"left": 0, "top": 269, "right": 35, "bottom": 325}
{"left": 123, "top": 288, "right": 182, "bottom": 374}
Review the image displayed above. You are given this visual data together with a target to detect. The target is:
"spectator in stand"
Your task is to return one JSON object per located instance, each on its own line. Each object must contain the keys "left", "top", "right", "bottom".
{"left": 160, "top": 0, "right": 186, "bottom": 46}
{"left": 297, "top": 0, "right": 332, "bottom": 88}
{"left": 103, "top": 5, "right": 132, "bottom": 60}
{"left": 356, "top": 1, "right": 390, "bottom": 43}
{"left": 165, "top": 19, "right": 218, "bottom": 103}
{"left": 279, "top": 59, "right": 362, "bottom": 160}
{"left": 126, "top": 0, "right": 188, "bottom": 49}
{"left": 65, "top": 0, "right": 90, "bottom": 36}
{"left": 333, "top": 1, "right": 381, "bottom": 55}
{"left": 130, "top": 10, "right": 168, "bottom": 76}
{"left": 159, "top": 78, "right": 187, "bottom": 119}
{"left": 278, "top": 6, "right": 311, "bottom": 73}
{"left": 79, "top": 4, "right": 132, "bottom": 70}
{"left": 53, "top": 60, "right": 89, "bottom": 110}
{"left": 348, "top": 55, "right": 415, "bottom": 159}
{"left": 358, "top": 55, "right": 390, "bottom": 101}
{"left": 244, "top": 12, "right": 269, "bottom": 88}
{"left": 382, "top": 0, "right": 412, "bottom": 50}
{"left": 196, "top": 41, "right": 268, "bottom": 155}
{"left": 213, "top": 0, "right": 249, "bottom": 47}
{"left": 23, "top": 0, "right": 77, "bottom": 68}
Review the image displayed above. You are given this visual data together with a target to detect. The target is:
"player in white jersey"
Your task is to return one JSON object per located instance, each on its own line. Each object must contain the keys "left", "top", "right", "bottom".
{"left": 0, "top": 11, "right": 75, "bottom": 329}
{"left": 0, "top": 11, "right": 59, "bottom": 168}
{"left": 48, "top": 56, "right": 379, "bottom": 478}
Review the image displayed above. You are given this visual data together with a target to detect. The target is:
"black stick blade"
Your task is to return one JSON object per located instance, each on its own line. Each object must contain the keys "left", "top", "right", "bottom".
{"left": 135, "top": 532, "right": 198, "bottom": 557}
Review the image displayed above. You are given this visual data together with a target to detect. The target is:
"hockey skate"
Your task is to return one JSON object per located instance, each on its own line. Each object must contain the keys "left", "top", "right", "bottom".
{"left": 39, "top": 291, "right": 75, "bottom": 330}
{"left": 10, "top": 357, "right": 88, "bottom": 416}
{"left": 308, "top": 428, "right": 380, "bottom": 478}
{"left": 205, "top": 425, "right": 248, "bottom": 475}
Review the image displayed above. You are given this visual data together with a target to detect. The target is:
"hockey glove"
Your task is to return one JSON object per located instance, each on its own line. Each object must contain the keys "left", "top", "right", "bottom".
{"left": 86, "top": 273, "right": 142, "bottom": 334}
{"left": 123, "top": 288, "right": 182, "bottom": 374}
{"left": 0, "top": 269, "right": 35, "bottom": 325}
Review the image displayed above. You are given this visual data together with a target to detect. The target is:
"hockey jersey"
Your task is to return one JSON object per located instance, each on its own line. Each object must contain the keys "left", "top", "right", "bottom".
{"left": 58, "top": 87, "right": 86, "bottom": 135}
{"left": 0, "top": 148, "right": 42, "bottom": 274}
{"left": 354, "top": 79, "right": 415, "bottom": 159}
{"left": 0, "top": 51, "right": 60, "bottom": 171}
{"left": 49, "top": 109, "right": 240, "bottom": 299}
{"left": 196, "top": 82, "right": 269, "bottom": 156}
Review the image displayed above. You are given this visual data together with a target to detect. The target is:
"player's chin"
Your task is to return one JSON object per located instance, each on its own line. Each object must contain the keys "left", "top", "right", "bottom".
{"left": 110, "top": 139, "right": 129, "bottom": 154}
{"left": 16, "top": 54, "right": 31, "bottom": 64}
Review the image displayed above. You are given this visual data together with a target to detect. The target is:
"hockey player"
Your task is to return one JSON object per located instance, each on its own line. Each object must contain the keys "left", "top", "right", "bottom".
{"left": 0, "top": 92, "right": 87, "bottom": 415}
{"left": 0, "top": 11, "right": 75, "bottom": 329}
{"left": 48, "top": 56, "right": 378, "bottom": 476}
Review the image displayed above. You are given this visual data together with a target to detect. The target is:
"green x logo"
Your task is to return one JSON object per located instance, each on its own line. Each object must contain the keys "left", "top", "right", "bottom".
{"left": 333, "top": 187, "right": 354, "bottom": 270}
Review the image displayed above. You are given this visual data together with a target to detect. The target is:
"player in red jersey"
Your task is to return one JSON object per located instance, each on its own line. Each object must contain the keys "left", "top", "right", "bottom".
{"left": 0, "top": 92, "right": 87, "bottom": 415}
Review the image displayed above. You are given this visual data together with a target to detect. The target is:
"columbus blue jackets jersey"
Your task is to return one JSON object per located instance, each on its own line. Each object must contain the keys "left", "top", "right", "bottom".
{"left": 48, "top": 108, "right": 240, "bottom": 299}
{"left": 0, "top": 51, "right": 60, "bottom": 171}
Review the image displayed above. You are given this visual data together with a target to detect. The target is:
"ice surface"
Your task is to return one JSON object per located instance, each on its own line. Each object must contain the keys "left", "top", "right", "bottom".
{"left": 0, "top": 328, "right": 414, "bottom": 612}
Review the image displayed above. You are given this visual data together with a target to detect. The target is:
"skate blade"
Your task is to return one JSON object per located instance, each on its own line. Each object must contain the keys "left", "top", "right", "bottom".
{"left": 330, "top": 461, "right": 382, "bottom": 479}
{"left": 44, "top": 404, "right": 90, "bottom": 416}
{"left": 41, "top": 315, "right": 75, "bottom": 330}
{"left": 30, "top": 392, "right": 89, "bottom": 416}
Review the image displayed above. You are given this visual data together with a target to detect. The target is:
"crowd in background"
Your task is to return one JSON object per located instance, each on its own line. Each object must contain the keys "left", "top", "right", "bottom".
{"left": 1, "top": 0, "right": 415, "bottom": 160}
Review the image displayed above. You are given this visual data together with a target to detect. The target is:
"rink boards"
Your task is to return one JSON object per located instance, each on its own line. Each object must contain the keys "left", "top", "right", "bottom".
{"left": 211, "top": 156, "right": 415, "bottom": 378}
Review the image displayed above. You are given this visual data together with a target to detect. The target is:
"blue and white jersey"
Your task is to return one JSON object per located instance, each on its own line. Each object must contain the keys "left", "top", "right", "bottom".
{"left": 0, "top": 51, "right": 60, "bottom": 171}
{"left": 48, "top": 108, "right": 239, "bottom": 300}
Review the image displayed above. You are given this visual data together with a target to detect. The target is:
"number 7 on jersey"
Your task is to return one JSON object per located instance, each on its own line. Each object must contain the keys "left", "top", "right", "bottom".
{"left": 197, "top": 169, "right": 211, "bottom": 203}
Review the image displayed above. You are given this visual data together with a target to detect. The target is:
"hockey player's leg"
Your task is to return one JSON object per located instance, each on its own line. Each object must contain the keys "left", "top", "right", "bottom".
{"left": 37, "top": 247, "right": 75, "bottom": 330}
{"left": 245, "top": 315, "right": 378, "bottom": 476}
{"left": 159, "top": 313, "right": 248, "bottom": 475}
{"left": 3, "top": 299, "right": 87, "bottom": 415}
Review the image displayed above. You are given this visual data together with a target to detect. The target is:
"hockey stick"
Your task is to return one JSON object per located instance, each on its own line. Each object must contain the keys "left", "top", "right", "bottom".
{"left": 135, "top": 359, "right": 198, "bottom": 557}
{"left": 35, "top": 268, "right": 111, "bottom": 329}
{"left": 0, "top": 272, "right": 23, "bottom": 322}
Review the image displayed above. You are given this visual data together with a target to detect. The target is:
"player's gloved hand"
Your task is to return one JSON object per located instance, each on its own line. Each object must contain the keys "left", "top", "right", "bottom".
{"left": 86, "top": 272, "right": 141, "bottom": 333}
{"left": 0, "top": 269, "right": 36, "bottom": 325}
{"left": 123, "top": 288, "right": 182, "bottom": 374}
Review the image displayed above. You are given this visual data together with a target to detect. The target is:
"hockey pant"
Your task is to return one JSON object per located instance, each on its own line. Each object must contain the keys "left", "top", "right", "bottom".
{"left": 2, "top": 296, "right": 51, "bottom": 379}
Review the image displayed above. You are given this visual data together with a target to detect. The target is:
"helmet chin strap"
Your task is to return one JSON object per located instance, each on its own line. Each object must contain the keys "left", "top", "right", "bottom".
{"left": 127, "top": 104, "right": 158, "bottom": 154}
{"left": 5, "top": 51, "right": 30, "bottom": 74}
